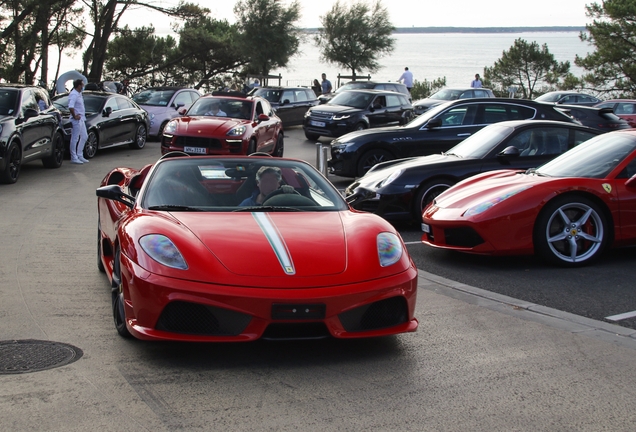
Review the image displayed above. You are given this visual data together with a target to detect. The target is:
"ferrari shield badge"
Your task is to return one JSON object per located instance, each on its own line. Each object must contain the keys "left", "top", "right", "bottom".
{"left": 602, "top": 183, "right": 612, "bottom": 194}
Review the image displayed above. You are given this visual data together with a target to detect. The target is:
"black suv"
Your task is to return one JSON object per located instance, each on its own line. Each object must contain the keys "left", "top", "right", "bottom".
{"left": 0, "top": 84, "right": 64, "bottom": 184}
{"left": 318, "top": 81, "right": 411, "bottom": 104}
{"left": 248, "top": 87, "right": 319, "bottom": 127}
{"left": 303, "top": 89, "right": 413, "bottom": 140}
{"left": 328, "top": 98, "right": 578, "bottom": 177}
{"left": 556, "top": 105, "right": 630, "bottom": 132}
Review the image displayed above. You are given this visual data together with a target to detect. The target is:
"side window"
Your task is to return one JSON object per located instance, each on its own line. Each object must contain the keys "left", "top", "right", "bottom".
{"left": 616, "top": 103, "right": 635, "bottom": 115}
{"left": 474, "top": 90, "right": 488, "bottom": 98}
{"left": 374, "top": 84, "right": 387, "bottom": 90}
{"left": 542, "top": 128, "right": 569, "bottom": 155}
{"left": 573, "top": 130, "right": 598, "bottom": 146}
{"left": 458, "top": 91, "right": 472, "bottom": 99}
{"left": 116, "top": 97, "right": 133, "bottom": 109}
{"left": 173, "top": 92, "right": 191, "bottom": 107}
{"left": 561, "top": 95, "right": 575, "bottom": 104}
{"left": 21, "top": 89, "right": 38, "bottom": 115}
{"left": 295, "top": 90, "right": 308, "bottom": 102}
{"left": 617, "top": 158, "right": 636, "bottom": 179}
{"left": 104, "top": 97, "right": 119, "bottom": 112}
{"left": 508, "top": 130, "right": 534, "bottom": 155}
{"left": 372, "top": 96, "right": 386, "bottom": 109}
{"left": 438, "top": 106, "right": 468, "bottom": 126}
{"left": 188, "top": 91, "right": 200, "bottom": 104}
{"left": 386, "top": 94, "right": 401, "bottom": 107}
{"left": 281, "top": 90, "right": 295, "bottom": 104}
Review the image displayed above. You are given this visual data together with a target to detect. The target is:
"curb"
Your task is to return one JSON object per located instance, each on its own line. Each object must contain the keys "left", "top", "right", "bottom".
{"left": 417, "top": 270, "right": 636, "bottom": 351}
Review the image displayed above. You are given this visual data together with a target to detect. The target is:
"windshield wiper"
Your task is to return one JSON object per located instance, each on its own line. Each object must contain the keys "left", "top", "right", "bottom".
{"left": 148, "top": 205, "right": 204, "bottom": 211}
{"left": 233, "top": 206, "right": 302, "bottom": 212}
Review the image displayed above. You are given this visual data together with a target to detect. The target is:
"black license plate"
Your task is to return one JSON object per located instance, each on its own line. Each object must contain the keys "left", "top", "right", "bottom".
{"left": 272, "top": 303, "right": 326, "bottom": 320}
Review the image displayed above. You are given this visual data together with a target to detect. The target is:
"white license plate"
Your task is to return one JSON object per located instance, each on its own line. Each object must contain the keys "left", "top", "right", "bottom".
{"left": 421, "top": 223, "right": 430, "bottom": 233}
{"left": 310, "top": 120, "right": 325, "bottom": 127}
{"left": 184, "top": 146, "right": 206, "bottom": 154}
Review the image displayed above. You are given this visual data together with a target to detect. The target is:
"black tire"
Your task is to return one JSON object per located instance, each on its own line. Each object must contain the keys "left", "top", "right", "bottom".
{"left": 97, "top": 228, "right": 105, "bottom": 273}
{"left": 112, "top": 248, "right": 132, "bottom": 338}
{"left": 247, "top": 139, "right": 256, "bottom": 155}
{"left": 274, "top": 133, "right": 284, "bottom": 157}
{"left": 157, "top": 121, "right": 169, "bottom": 140}
{"left": 354, "top": 122, "right": 367, "bottom": 131}
{"left": 304, "top": 130, "right": 320, "bottom": 141}
{"left": 0, "top": 141, "right": 21, "bottom": 184}
{"left": 129, "top": 123, "right": 147, "bottom": 149}
{"left": 84, "top": 131, "right": 98, "bottom": 159}
{"left": 413, "top": 180, "right": 455, "bottom": 219}
{"left": 42, "top": 132, "right": 64, "bottom": 168}
{"left": 356, "top": 149, "right": 394, "bottom": 177}
{"left": 533, "top": 195, "right": 609, "bottom": 267}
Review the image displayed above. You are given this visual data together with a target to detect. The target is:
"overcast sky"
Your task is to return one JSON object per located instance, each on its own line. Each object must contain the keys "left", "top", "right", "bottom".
{"left": 124, "top": 0, "right": 592, "bottom": 34}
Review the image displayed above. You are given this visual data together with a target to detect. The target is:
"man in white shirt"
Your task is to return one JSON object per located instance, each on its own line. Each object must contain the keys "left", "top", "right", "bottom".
{"left": 398, "top": 67, "right": 414, "bottom": 92}
{"left": 68, "top": 79, "right": 88, "bottom": 164}
{"left": 471, "top": 74, "right": 483, "bottom": 88}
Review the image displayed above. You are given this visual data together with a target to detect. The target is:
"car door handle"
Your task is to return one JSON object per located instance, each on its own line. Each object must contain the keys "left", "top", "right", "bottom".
{"left": 457, "top": 133, "right": 471, "bottom": 137}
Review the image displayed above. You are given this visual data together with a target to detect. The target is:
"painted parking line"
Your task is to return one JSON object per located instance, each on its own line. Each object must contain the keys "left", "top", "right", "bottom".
{"left": 605, "top": 310, "right": 636, "bottom": 322}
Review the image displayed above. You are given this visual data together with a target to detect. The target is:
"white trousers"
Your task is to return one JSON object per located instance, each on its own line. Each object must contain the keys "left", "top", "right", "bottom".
{"left": 70, "top": 118, "right": 88, "bottom": 160}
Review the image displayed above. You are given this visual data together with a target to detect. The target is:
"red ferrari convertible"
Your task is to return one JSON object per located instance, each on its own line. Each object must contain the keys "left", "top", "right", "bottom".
{"left": 97, "top": 154, "right": 418, "bottom": 341}
{"left": 422, "top": 130, "right": 636, "bottom": 266}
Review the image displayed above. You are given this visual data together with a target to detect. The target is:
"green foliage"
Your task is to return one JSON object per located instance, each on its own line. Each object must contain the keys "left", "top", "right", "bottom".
{"left": 233, "top": 0, "right": 302, "bottom": 77}
{"left": 410, "top": 77, "right": 447, "bottom": 101}
{"left": 315, "top": 0, "right": 395, "bottom": 77}
{"left": 575, "top": 0, "right": 636, "bottom": 97}
{"left": 483, "top": 38, "right": 570, "bottom": 99}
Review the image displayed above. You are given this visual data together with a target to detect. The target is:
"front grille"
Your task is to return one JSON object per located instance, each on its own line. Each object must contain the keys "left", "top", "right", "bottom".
{"left": 309, "top": 112, "right": 333, "bottom": 121}
{"left": 261, "top": 322, "right": 330, "bottom": 340}
{"left": 155, "top": 301, "right": 251, "bottom": 336}
{"left": 174, "top": 136, "right": 222, "bottom": 149}
{"left": 444, "top": 227, "right": 484, "bottom": 248}
{"left": 338, "top": 297, "right": 408, "bottom": 332}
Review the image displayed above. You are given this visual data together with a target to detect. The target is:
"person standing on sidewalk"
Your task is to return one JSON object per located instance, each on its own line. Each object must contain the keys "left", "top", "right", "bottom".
{"left": 397, "top": 67, "right": 414, "bottom": 92}
{"left": 68, "top": 79, "right": 89, "bottom": 164}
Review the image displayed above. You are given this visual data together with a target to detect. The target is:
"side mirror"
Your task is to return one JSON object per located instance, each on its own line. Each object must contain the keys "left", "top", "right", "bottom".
{"left": 497, "top": 146, "right": 520, "bottom": 157}
{"left": 257, "top": 113, "right": 269, "bottom": 122}
{"left": 178, "top": 107, "right": 187, "bottom": 115}
{"left": 281, "top": 99, "right": 290, "bottom": 105}
{"left": 23, "top": 108, "right": 39, "bottom": 119}
{"left": 103, "top": 106, "right": 112, "bottom": 117}
{"left": 96, "top": 185, "right": 135, "bottom": 209}
{"left": 174, "top": 103, "right": 185, "bottom": 111}
{"left": 426, "top": 118, "right": 442, "bottom": 129}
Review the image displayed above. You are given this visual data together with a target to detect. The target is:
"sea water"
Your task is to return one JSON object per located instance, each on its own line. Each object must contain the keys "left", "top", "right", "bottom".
{"left": 273, "top": 31, "right": 592, "bottom": 89}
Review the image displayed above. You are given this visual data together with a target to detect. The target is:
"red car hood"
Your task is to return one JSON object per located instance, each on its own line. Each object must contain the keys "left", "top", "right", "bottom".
{"left": 171, "top": 212, "right": 346, "bottom": 277}
{"left": 176, "top": 116, "right": 245, "bottom": 135}
{"left": 434, "top": 170, "right": 542, "bottom": 210}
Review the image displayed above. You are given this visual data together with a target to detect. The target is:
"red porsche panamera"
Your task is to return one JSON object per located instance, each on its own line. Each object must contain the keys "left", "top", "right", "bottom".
{"left": 421, "top": 130, "right": 636, "bottom": 266}
{"left": 96, "top": 154, "right": 418, "bottom": 341}
{"left": 160, "top": 93, "right": 284, "bottom": 157}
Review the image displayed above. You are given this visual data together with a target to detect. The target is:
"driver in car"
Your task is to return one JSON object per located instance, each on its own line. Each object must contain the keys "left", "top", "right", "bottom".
{"left": 239, "top": 166, "right": 295, "bottom": 206}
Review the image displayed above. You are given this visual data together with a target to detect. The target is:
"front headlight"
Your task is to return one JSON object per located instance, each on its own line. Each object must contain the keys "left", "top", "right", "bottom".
{"left": 379, "top": 169, "right": 403, "bottom": 187}
{"left": 139, "top": 234, "right": 188, "bottom": 270}
{"left": 333, "top": 114, "right": 351, "bottom": 120}
{"left": 463, "top": 185, "right": 531, "bottom": 217}
{"left": 163, "top": 120, "right": 177, "bottom": 135}
{"left": 377, "top": 232, "right": 403, "bottom": 267}
{"left": 227, "top": 125, "right": 246, "bottom": 136}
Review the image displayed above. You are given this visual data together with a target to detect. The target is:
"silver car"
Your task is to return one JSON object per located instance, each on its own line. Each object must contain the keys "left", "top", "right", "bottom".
{"left": 132, "top": 87, "right": 201, "bottom": 138}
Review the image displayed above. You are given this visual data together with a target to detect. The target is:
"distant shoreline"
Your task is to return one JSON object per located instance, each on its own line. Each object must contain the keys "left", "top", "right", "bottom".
{"left": 303, "top": 26, "right": 586, "bottom": 34}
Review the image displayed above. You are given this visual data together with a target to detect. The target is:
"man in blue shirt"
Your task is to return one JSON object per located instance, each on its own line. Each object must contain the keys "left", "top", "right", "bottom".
{"left": 321, "top": 73, "right": 332, "bottom": 95}
{"left": 398, "top": 67, "right": 414, "bottom": 92}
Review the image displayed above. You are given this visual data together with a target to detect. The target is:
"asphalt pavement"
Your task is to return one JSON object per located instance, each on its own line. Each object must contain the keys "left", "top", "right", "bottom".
{"left": 2, "top": 131, "right": 636, "bottom": 431}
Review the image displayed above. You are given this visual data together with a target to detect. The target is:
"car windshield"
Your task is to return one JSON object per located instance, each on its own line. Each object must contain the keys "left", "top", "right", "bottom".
{"left": 0, "top": 89, "right": 18, "bottom": 115}
{"left": 52, "top": 94, "right": 104, "bottom": 114}
{"left": 445, "top": 124, "right": 514, "bottom": 158}
{"left": 335, "top": 82, "right": 373, "bottom": 94}
{"left": 429, "top": 89, "right": 464, "bottom": 101}
{"left": 535, "top": 93, "right": 561, "bottom": 103}
{"left": 251, "top": 89, "right": 281, "bottom": 103}
{"left": 329, "top": 91, "right": 373, "bottom": 109}
{"left": 536, "top": 133, "right": 636, "bottom": 178}
{"left": 187, "top": 97, "right": 253, "bottom": 119}
{"left": 142, "top": 158, "right": 348, "bottom": 212}
{"left": 132, "top": 89, "right": 177, "bottom": 106}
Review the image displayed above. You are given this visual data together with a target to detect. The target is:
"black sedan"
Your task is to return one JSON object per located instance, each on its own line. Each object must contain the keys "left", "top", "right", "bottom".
{"left": 0, "top": 84, "right": 65, "bottom": 184}
{"left": 328, "top": 98, "right": 578, "bottom": 178}
{"left": 52, "top": 91, "right": 150, "bottom": 158}
{"left": 413, "top": 87, "right": 495, "bottom": 115}
{"left": 248, "top": 87, "right": 319, "bottom": 127}
{"left": 345, "top": 120, "right": 601, "bottom": 221}
{"left": 303, "top": 89, "right": 413, "bottom": 140}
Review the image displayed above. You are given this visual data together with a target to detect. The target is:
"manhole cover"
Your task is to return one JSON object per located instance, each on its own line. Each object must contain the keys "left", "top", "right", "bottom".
{"left": 0, "top": 340, "right": 83, "bottom": 374}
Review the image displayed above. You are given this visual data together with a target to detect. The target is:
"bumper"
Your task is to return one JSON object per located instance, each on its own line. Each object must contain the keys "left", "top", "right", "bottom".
{"left": 303, "top": 119, "right": 354, "bottom": 138}
{"left": 351, "top": 190, "right": 416, "bottom": 221}
{"left": 120, "top": 255, "right": 419, "bottom": 342}
{"left": 161, "top": 134, "right": 247, "bottom": 156}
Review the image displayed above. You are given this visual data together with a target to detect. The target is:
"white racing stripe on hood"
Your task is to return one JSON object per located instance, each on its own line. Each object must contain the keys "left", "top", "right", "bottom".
{"left": 252, "top": 212, "right": 296, "bottom": 275}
